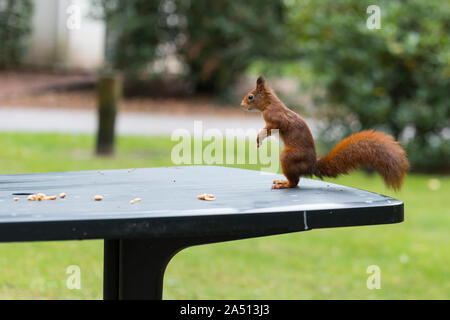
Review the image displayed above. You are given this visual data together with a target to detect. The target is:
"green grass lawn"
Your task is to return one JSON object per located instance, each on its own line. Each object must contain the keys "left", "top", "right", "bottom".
{"left": 0, "top": 132, "right": 448, "bottom": 299}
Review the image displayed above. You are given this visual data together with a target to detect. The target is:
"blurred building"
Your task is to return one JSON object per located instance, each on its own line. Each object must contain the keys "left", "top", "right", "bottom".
{"left": 26, "top": 0, "right": 105, "bottom": 71}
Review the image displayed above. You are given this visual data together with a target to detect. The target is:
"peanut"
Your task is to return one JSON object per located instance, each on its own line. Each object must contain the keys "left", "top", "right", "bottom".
{"left": 94, "top": 195, "right": 103, "bottom": 201}
{"left": 197, "top": 194, "right": 216, "bottom": 201}
{"left": 59, "top": 193, "right": 66, "bottom": 199}
{"left": 204, "top": 195, "right": 216, "bottom": 201}
{"left": 13, "top": 197, "right": 19, "bottom": 201}
{"left": 130, "top": 198, "right": 142, "bottom": 205}
{"left": 44, "top": 196, "right": 57, "bottom": 200}
{"left": 27, "top": 194, "right": 37, "bottom": 201}
{"left": 37, "top": 193, "right": 46, "bottom": 201}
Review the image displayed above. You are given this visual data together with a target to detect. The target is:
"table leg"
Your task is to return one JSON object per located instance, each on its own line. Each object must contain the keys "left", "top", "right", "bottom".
{"left": 103, "top": 233, "right": 277, "bottom": 299}
{"left": 103, "top": 238, "right": 185, "bottom": 300}
{"left": 103, "top": 239, "right": 120, "bottom": 300}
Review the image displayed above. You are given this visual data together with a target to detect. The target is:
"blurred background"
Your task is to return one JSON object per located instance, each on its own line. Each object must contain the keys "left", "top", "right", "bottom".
{"left": 0, "top": 0, "right": 448, "bottom": 299}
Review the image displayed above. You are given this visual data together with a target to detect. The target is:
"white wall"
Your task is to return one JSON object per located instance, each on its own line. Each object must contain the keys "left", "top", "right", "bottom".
{"left": 26, "top": 0, "right": 105, "bottom": 71}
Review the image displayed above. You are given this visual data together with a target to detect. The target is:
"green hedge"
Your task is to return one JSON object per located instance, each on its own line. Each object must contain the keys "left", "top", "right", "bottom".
{"left": 0, "top": 0, "right": 33, "bottom": 68}
{"left": 287, "top": 0, "right": 449, "bottom": 172}
{"left": 94, "top": 0, "right": 288, "bottom": 95}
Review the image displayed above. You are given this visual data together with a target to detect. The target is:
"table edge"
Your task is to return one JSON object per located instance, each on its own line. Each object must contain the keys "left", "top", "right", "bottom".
{"left": 0, "top": 201, "right": 404, "bottom": 243}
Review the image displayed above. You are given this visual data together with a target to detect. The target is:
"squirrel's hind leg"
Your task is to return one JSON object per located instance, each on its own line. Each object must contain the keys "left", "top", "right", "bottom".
{"left": 272, "top": 147, "right": 305, "bottom": 189}
{"left": 272, "top": 180, "right": 294, "bottom": 189}
{"left": 272, "top": 179, "right": 297, "bottom": 189}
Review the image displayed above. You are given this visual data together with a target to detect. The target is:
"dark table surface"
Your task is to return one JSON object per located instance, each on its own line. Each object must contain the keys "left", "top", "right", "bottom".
{"left": 0, "top": 166, "right": 403, "bottom": 243}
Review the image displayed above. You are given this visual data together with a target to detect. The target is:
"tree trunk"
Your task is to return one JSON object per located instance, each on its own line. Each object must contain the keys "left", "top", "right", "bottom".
{"left": 96, "top": 73, "right": 122, "bottom": 155}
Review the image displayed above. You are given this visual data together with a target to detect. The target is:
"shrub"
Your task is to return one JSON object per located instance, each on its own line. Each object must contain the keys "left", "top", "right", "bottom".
{"left": 0, "top": 0, "right": 33, "bottom": 68}
{"left": 94, "top": 0, "right": 289, "bottom": 95}
{"left": 174, "top": 0, "right": 288, "bottom": 94}
{"left": 287, "top": 0, "right": 450, "bottom": 172}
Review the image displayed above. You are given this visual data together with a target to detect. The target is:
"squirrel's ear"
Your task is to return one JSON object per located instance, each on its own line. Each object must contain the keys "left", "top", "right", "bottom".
{"left": 256, "top": 76, "right": 266, "bottom": 93}
{"left": 256, "top": 76, "right": 265, "bottom": 86}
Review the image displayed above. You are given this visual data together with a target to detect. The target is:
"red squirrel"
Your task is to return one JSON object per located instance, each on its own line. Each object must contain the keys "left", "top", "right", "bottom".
{"left": 241, "top": 76, "right": 409, "bottom": 190}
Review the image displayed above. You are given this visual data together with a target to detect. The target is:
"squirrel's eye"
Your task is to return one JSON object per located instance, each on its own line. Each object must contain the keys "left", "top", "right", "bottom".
{"left": 248, "top": 94, "right": 254, "bottom": 101}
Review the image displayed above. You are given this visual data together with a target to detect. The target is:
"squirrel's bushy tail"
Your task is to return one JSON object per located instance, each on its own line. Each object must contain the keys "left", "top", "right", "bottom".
{"left": 315, "top": 130, "right": 409, "bottom": 190}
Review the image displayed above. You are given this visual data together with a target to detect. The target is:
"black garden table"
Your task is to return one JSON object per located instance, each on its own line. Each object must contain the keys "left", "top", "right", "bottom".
{"left": 0, "top": 166, "right": 403, "bottom": 299}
